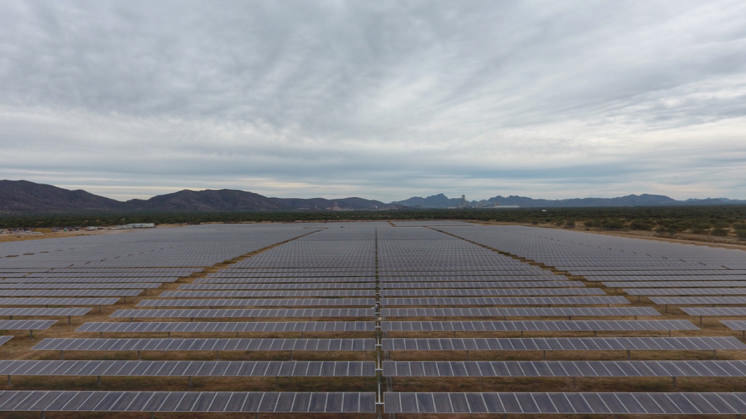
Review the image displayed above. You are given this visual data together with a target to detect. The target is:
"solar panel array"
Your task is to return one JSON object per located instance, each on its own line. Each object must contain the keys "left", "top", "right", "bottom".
{"left": 0, "top": 360, "right": 376, "bottom": 377}
{"left": 2, "top": 221, "right": 746, "bottom": 415}
{"left": 384, "top": 392, "right": 746, "bottom": 414}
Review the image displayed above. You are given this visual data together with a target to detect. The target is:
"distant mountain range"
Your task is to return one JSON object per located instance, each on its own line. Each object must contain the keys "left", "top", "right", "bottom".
{"left": 1, "top": 180, "right": 744, "bottom": 214}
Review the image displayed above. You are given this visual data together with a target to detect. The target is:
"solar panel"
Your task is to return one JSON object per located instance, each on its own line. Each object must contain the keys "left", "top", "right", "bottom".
{"left": 136, "top": 298, "right": 376, "bottom": 307}
{"left": 0, "top": 336, "right": 12, "bottom": 347}
{"left": 382, "top": 337, "right": 745, "bottom": 351}
{"left": 651, "top": 296, "right": 746, "bottom": 305}
{"left": 1, "top": 277, "right": 177, "bottom": 283}
{"left": 0, "top": 391, "right": 376, "bottom": 413}
{"left": 384, "top": 392, "right": 746, "bottom": 414}
{"left": 721, "top": 320, "right": 746, "bottom": 331}
{"left": 0, "top": 308, "right": 92, "bottom": 317}
{"left": 382, "top": 307, "right": 660, "bottom": 318}
{"left": 180, "top": 283, "right": 375, "bottom": 290}
{"left": 626, "top": 288, "right": 746, "bottom": 295}
{"left": 0, "top": 298, "right": 119, "bottom": 306}
{"left": 384, "top": 360, "right": 746, "bottom": 377}
{"left": 0, "top": 290, "right": 141, "bottom": 297}
{"left": 0, "top": 320, "right": 56, "bottom": 331}
{"left": 34, "top": 338, "right": 377, "bottom": 352}
{"left": 605, "top": 281, "right": 746, "bottom": 288}
{"left": 683, "top": 307, "right": 746, "bottom": 316}
{"left": 381, "top": 296, "right": 629, "bottom": 306}
{"left": 77, "top": 321, "right": 375, "bottom": 333}
{"left": 162, "top": 290, "right": 375, "bottom": 297}
{"left": 111, "top": 308, "right": 375, "bottom": 319}
{"left": 0, "top": 283, "right": 160, "bottom": 289}
{"left": 382, "top": 281, "right": 585, "bottom": 288}
{"left": 0, "top": 360, "right": 376, "bottom": 377}
{"left": 381, "top": 320, "right": 697, "bottom": 332}
{"left": 380, "top": 288, "right": 604, "bottom": 296}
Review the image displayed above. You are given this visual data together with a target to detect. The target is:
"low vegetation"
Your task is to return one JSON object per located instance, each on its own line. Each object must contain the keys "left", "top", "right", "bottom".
{"left": 1, "top": 206, "right": 745, "bottom": 240}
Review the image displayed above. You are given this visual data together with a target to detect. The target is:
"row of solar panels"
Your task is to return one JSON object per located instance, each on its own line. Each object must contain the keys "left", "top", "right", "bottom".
{"left": 651, "top": 296, "right": 746, "bottom": 305}
{"left": 112, "top": 306, "right": 660, "bottom": 318}
{"left": 134, "top": 296, "right": 628, "bottom": 307}
{"left": 76, "top": 319, "right": 696, "bottom": 333}
{"left": 605, "top": 281, "right": 746, "bottom": 288}
{"left": 0, "top": 307, "right": 91, "bottom": 317}
{"left": 627, "top": 288, "right": 746, "bottom": 295}
{"left": 0, "top": 290, "right": 142, "bottom": 297}
{"left": 568, "top": 269, "right": 746, "bottom": 276}
{"left": 0, "top": 277, "right": 176, "bottom": 283}
{"left": 0, "top": 297, "right": 119, "bottom": 306}
{"left": 78, "top": 321, "right": 375, "bottom": 333}
{"left": 0, "top": 283, "right": 160, "bottom": 289}
{"left": 190, "top": 280, "right": 585, "bottom": 288}
{"left": 34, "top": 338, "right": 376, "bottom": 352}
{"left": 381, "top": 337, "right": 745, "bottom": 351}
{"left": 33, "top": 337, "right": 743, "bottom": 352}
{"left": 0, "top": 360, "right": 376, "bottom": 377}
{"left": 384, "top": 360, "right": 746, "bottom": 377}
{"left": 4, "top": 359, "right": 746, "bottom": 378}
{"left": 586, "top": 275, "right": 746, "bottom": 281}
{"left": 385, "top": 392, "right": 746, "bottom": 414}
{"left": 0, "top": 390, "right": 743, "bottom": 414}
{"left": 0, "top": 320, "right": 56, "bottom": 330}
{"left": 0, "top": 391, "right": 375, "bottom": 413}
{"left": 163, "top": 288, "right": 604, "bottom": 297}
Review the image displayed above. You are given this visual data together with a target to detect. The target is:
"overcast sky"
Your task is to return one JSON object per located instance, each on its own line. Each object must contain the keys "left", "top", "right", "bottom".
{"left": 1, "top": 1, "right": 745, "bottom": 201}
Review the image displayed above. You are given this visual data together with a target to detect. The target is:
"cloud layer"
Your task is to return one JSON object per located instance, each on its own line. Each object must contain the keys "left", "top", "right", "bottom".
{"left": 1, "top": 0, "right": 745, "bottom": 201}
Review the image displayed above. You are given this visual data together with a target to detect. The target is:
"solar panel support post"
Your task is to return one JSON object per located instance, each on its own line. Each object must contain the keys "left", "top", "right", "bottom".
{"left": 6, "top": 375, "right": 10, "bottom": 386}
{"left": 188, "top": 376, "right": 192, "bottom": 387}
{"left": 136, "top": 350, "right": 141, "bottom": 360}
{"left": 96, "top": 375, "right": 101, "bottom": 386}
{"left": 626, "top": 350, "right": 631, "bottom": 360}
{"left": 59, "top": 350, "right": 63, "bottom": 360}
{"left": 672, "top": 375, "right": 677, "bottom": 388}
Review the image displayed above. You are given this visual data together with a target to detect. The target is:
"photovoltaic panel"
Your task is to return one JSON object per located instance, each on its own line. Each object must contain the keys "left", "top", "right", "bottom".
{"left": 0, "top": 298, "right": 119, "bottom": 306}
{"left": 382, "top": 337, "right": 745, "bottom": 351}
{"left": 0, "top": 336, "right": 12, "bottom": 347}
{"left": 650, "top": 296, "right": 746, "bottom": 305}
{"left": 136, "top": 298, "right": 376, "bottom": 307}
{"left": 0, "top": 308, "right": 91, "bottom": 317}
{"left": 0, "top": 320, "right": 56, "bottom": 331}
{"left": 34, "top": 338, "right": 376, "bottom": 352}
{"left": 112, "top": 308, "right": 375, "bottom": 319}
{"left": 0, "top": 283, "right": 160, "bottom": 289}
{"left": 0, "top": 391, "right": 376, "bottom": 413}
{"left": 161, "top": 290, "right": 375, "bottom": 298}
{"left": 384, "top": 392, "right": 746, "bottom": 414}
{"left": 381, "top": 296, "right": 629, "bottom": 306}
{"left": 605, "top": 281, "right": 746, "bottom": 288}
{"left": 0, "top": 290, "right": 141, "bottom": 297}
{"left": 384, "top": 360, "right": 746, "bottom": 377}
{"left": 180, "top": 283, "right": 375, "bottom": 290}
{"left": 77, "top": 321, "right": 375, "bottom": 333}
{"left": 0, "top": 360, "right": 376, "bottom": 377}
{"left": 626, "top": 288, "right": 746, "bottom": 295}
{"left": 721, "top": 320, "right": 746, "bottom": 331}
{"left": 381, "top": 281, "right": 585, "bottom": 289}
{"left": 380, "top": 288, "right": 604, "bottom": 297}
{"left": 381, "top": 320, "right": 697, "bottom": 332}
{"left": 682, "top": 307, "right": 746, "bottom": 317}
{"left": 382, "top": 307, "right": 660, "bottom": 318}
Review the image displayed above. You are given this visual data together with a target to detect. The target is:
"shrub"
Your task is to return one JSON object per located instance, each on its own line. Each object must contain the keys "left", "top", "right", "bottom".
{"left": 711, "top": 228, "right": 728, "bottom": 237}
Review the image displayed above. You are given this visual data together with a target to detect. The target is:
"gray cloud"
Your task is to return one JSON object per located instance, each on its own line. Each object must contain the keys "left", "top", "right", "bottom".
{"left": 1, "top": 0, "right": 745, "bottom": 201}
